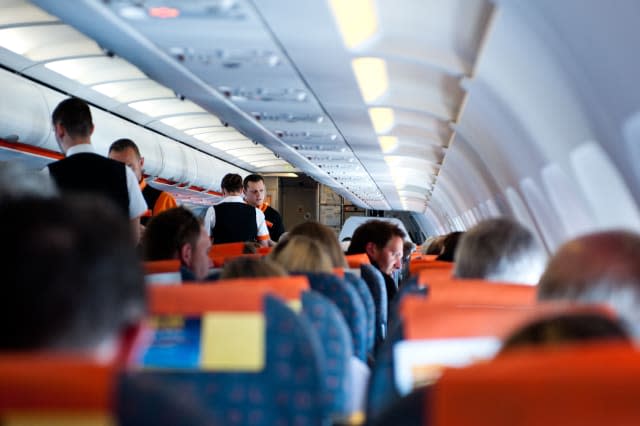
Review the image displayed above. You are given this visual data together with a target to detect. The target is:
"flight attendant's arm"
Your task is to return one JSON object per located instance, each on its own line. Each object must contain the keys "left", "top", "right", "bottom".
{"left": 125, "top": 167, "right": 148, "bottom": 244}
{"left": 255, "top": 208, "right": 270, "bottom": 247}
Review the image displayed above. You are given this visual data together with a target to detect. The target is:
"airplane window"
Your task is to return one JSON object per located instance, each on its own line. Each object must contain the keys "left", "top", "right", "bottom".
{"left": 541, "top": 163, "right": 593, "bottom": 239}
{"left": 520, "top": 177, "right": 561, "bottom": 253}
{"left": 504, "top": 187, "right": 546, "bottom": 252}
{"left": 570, "top": 142, "right": 640, "bottom": 232}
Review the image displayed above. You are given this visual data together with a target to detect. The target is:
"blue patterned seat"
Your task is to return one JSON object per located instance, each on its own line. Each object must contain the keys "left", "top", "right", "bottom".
{"left": 344, "top": 271, "right": 376, "bottom": 353}
{"left": 124, "top": 295, "right": 328, "bottom": 425}
{"left": 360, "top": 263, "right": 388, "bottom": 347}
{"left": 301, "top": 291, "right": 353, "bottom": 419}
{"left": 365, "top": 321, "right": 405, "bottom": 421}
{"left": 299, "top": 272, "right": 368, "bottom": 361}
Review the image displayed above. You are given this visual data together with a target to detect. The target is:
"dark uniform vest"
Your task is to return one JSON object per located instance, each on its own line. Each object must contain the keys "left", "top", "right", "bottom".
{"left": 141, "top": 184, "right": 162, "bottom": 226}
{"left": 263, "top": 205, "right": 285, "bottom": 242}
{"left": 48, "top": 153, "right": 129, "bottom": 217}
{"left": 213, "top": 202, "right": 258, "bottom": 244}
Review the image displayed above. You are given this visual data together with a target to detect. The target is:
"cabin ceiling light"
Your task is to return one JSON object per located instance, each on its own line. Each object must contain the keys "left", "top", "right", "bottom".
{"left": 161, "top": 115, "right": 224, "bottom": 130}
{"left": 128, "top": 98, "right": 205, "bottom": 117}
{"left": 352, "top": 57, "right": 388, "bottom": 103}
{"left": 378, "top": 136, "right": 399, "bottom": 154}
{"left": 45, "top": 57, "right": 146, "bottom": 85}
{"left": 91, "top": 80, "right": 174, "bottom": 103}
{"left": 0, "top": 25, "right": 101, "bottom": 61}
{"left": 369, "top": 107, "right": 395, "bottom": 134}
{"left": 329, "top": 0, "right": 378, "bottom": 49}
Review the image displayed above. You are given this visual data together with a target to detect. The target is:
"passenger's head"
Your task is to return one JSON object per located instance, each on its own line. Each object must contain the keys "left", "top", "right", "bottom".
{"left": 221, "top": 173, "right": 243, "bottom": 195}
{"left": 142, "top": 207, "right": 212, "bottom": 280}
{"left": 51, "top": 97, "right": 94, "bottom": 150}
{"left": 0, "top": 161, "right": 58, "bottom": 199}
{"left": 0, "top": 196, "right": 145, "bottom": 353}
{"left": 347, "top": 220, "right": 406, "bottom": 275}
{"left": 289, "top": 221, "right": 348, "bottom": 268}
{"left": 269, "top": 235, "right": 333, "bottom": 273}
{"left": 436, "top": 231, "right": 464, "bottom": 262}
{"left": 537, "top": 230, "right": 640, "bottom": 337}
{"left": 108, "top": 138, "right": 144, "bottom": 182}
{"left": 243, "top": 174, "right": 266, "bottom": 208}
{"left": 453, "top": 218, "right": 547, "bottom": 285}
{"left": 500, "top": 312, "right": 630, "bottom": 354}
{"left": 422, "top": 235, "right": 445, "bottom": 256}
{"left": 220, "top": 256, "right": 287, "bottom": 280}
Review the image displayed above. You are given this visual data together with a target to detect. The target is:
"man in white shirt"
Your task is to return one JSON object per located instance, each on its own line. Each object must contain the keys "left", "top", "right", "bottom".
{"left": 211, "top": 173, "right": 269, "bottom": 246}
{"left": 44, "top": 97, "right": 147, "bottom": 243}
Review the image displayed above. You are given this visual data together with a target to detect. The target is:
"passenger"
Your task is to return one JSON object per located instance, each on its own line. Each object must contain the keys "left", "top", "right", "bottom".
{"left": 269, "top": 235, "right": 333, "bottom": 273}
{"left": 0, "top": 161, "right": 57, "bottom": 199}
{"left": 421, "top": 235, "right": 445, "bottom": 256}
{"left": 142, "top": 207, "right": 213, "bottom": 281}
{"left": 0, "top": 196, "right": 217, "bottom": 424}
{"left": 243, "top": 173, "right": 286, "bottom": 243}
{"left": 220, "top": 256, "right": 287, "bottom": 279}
{"left": 288, "top": 221, "right": 348, "bottom": 268}
{"left": 371, "top": 310, "right": 631, "bottom": 426}
{"left": 346, "top": 220, "right": 406, "bottom": 302}
{"left": 453, "top": 218, "right": 547, "bottom": 285}
{"left": 44, "top": 97, "right": 147, "bottom": 243}
{"left": 270, "top": 233, "right": 371, "bottom": 416}
{"left": 108, "top": 138, "right": 177, "bottom": 225}
{"left": 435, "top": 231, "right": 464, "bottom": 262}
{"left": 500, "top": 312, "right": 631, "bottom": 352}
{"left": 212, "top": 173, "right": 270, "bottom": 246}
{"left": 537, "top": 230, "right": 640, "bottom": 337}
{"left": 0, "top": 196, "right": 145, "bottom": 353}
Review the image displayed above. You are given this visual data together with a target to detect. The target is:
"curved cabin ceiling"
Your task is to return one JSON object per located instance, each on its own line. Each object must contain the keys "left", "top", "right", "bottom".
{"left": 21, "top": 0, "right": 493, "bottom": 212}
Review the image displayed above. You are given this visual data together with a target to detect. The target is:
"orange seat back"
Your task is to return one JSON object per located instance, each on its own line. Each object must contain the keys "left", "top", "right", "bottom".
{"left": 345, "top": 253, "right": 370, "bottom": 268}
{"left": 209, "top": 242, "right": 246, "bottom": 258}
{"left": 148, "top": 276, "right": 309, "bottom": 315}
{"left": 409, "top": 259, "right": 453, "bottom": 276}
{"left": 424, "top": 280, "right": 536, "bottom": 305}
{"left": 432, "top": 343, "right": 640, "bottom": 426}
{"left": 143, "top": 259, "right": 181, "bottom": 274}
{"left": 400, "top": 297, "right": 613, "bottom": 340}
{"left": 0, "top": 355, "right": 114, "bottom": 418}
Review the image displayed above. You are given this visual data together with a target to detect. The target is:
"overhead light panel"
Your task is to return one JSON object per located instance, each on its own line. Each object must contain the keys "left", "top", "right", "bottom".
{"left": 352, "top": 57, "right": 388, "bottom": 103}
{"left": 161, "top": 115, "right": 224, "bottom": 130}
{"left": 45, "top": 57, "right": 145, "bottom": 85}
{"left": 128, "top": 98, "right": 205, "bottom": 117}
{"left": 369, "top": 107, "right": 395, "bottom": 133}
{"left": 92, "top": 80, "right": 174, "bottom": 103}
{"left": 378, "top": 136, "right": 398, "bottom": 154}
{"left": 329, "top": 0, "right": 378, "bottom": 49}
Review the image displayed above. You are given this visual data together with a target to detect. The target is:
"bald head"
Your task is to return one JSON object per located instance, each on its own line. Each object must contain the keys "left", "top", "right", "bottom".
{"left": 538, "top": 230, "right": 640, "bottom": 336}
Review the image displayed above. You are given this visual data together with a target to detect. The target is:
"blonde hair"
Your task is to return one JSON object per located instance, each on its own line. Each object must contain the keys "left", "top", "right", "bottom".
{"left": 220, "top": 256, "right": 288, "bottom": 279}
{"left": 269, "top": 235, "right": 333, "bottom": 273}
{"left": 289, "top": 221, "right": 348, "bottom": 268}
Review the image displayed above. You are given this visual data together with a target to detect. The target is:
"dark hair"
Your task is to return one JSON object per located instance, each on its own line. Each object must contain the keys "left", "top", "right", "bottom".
{"left": 51, "top": 97, "right": 93, "bottom": 138}
{"left": 221, "top": 173, "right": 243, "bottom": 193}
{"left": 346, "top": 220, "right": 406, "bottom": 255}
{"left": 289, "top": 221, "right": 347, "bottom": 268}
{"left": 0, "top": 196, "right": 145, "bottom": 350}
{"left": 243, "top": 174, "right": 264, "bottom": 190}
{"left": 142, "top": 207, "right": 201, "bottom": 261}
{"left": 436, "top": 231, "right": 464, "bottom": 262}
{"left": 501, "top": 312, "right": 630, "bottom": 353}
{"left": 109, "top": 138, "right": 141, "bottom": 158}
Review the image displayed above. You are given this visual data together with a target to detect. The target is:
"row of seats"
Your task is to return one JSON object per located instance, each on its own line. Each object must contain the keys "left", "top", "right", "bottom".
{"left": 367, "top": 253, "right": 640, "bottom": 424}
